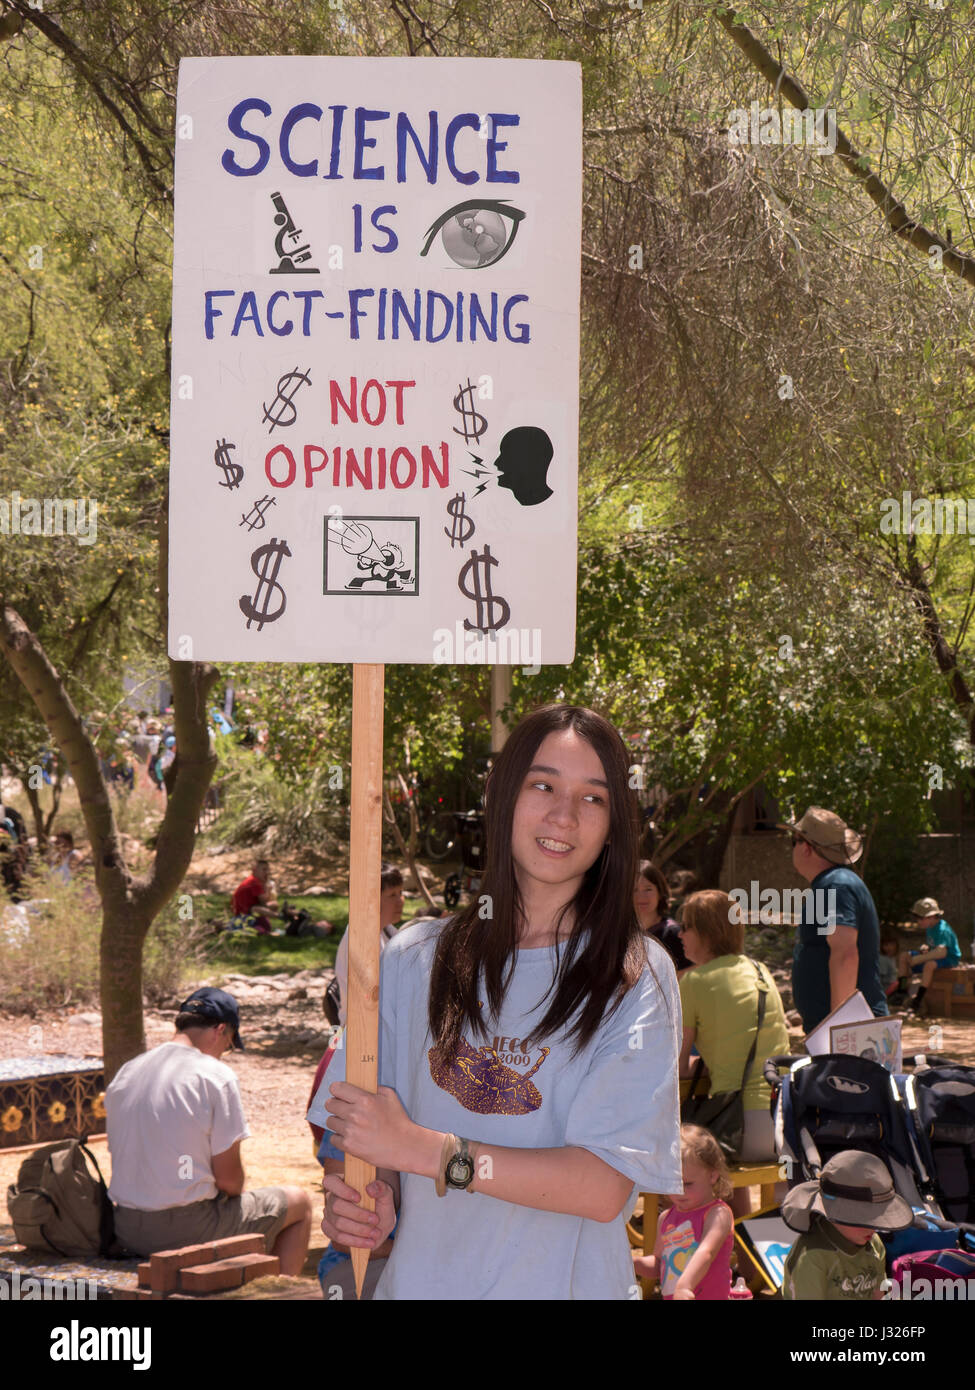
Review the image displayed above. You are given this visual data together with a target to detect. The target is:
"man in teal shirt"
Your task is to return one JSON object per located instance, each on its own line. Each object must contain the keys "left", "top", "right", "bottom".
{"left": 897, "top": 896, "right": 961, "bottom": 1017}
{"left": 787, "top": 806, "right": 886, "bottom": 1033}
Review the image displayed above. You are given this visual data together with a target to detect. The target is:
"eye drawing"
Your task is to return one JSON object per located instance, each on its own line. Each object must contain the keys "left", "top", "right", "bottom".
{"left": 420, "top": 199, "right": 526, "bottom": 269}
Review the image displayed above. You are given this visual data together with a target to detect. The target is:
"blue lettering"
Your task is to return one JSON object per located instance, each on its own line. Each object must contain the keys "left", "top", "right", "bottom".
{"left": 370, "top": 206, "right": 399, "bottom": 253}
{"left": 292, "top": 290, "right": 324, "bottom": 334}
{"left": 396, "top": 111, "right": 438, "bottom": 183}
{"left": 266, "top": 291, "right": 293, "bottom": 336}
{"left": 469, "top": 292, "right": 497, "bottom": 341}
{"left": 503, "top": 294, "right": 530, "bottom": 344}
{"left": 444, "top": 114, "right": 480, "bottom": 185}
{"left": 204, "top": 290, "right": 235, "bottom": 340}
{"left": 426, "top": 291, "right": 454, "bottom": 342}
{"left": 354, "top": 109, "right": 390, "bottom": 180}
{"left": 391, "top": 289, "right": 421, "bottom": 340}
{"left": 349, "top": 288, "right": 375, "bottom": 338}
{"left": 232, "top": 291, "right": 264, "bottom": 337}
{"left": 280, "top": 103, "right": 323, "bottom": 177}
{"left": 324, "top": 104, "right": 347, "bottom": 179}
{"left": 221, "top": 98, "right": 272, "bottom": 177}
{"left": 486, "top": 114, "right": 520, "bottom": 183}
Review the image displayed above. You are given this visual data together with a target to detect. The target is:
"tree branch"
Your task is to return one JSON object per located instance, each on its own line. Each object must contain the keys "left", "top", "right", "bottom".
{"left": 716, "top": 6, "right": 975, "bottom": 287}
{"left": 8, "top": 0, "right": 172, "bottom": 204}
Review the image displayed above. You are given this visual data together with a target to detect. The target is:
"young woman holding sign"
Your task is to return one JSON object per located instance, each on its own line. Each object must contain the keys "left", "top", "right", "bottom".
{"left": 311, "top": 704, "right": 682, "bottom": 1300}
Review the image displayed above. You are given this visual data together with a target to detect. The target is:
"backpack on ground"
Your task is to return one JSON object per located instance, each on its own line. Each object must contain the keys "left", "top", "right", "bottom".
{"left": 7, "top": 1138, "right": 121, "bottom": 1258}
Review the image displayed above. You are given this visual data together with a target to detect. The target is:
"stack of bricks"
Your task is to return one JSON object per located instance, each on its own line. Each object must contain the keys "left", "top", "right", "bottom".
{"left": 133, "top": 1234, "right": 280, "bottom": 1298}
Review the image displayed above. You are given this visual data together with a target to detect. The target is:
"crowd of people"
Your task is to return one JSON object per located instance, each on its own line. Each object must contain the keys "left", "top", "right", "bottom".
{"left": 0, "top": 799, "right": 85, "bottom": 903}
{"left": 8, "top": 699, "right": 965, "bottom": 1302}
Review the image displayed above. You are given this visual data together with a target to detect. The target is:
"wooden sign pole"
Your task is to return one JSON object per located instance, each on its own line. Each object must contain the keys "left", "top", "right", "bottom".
{"left": 345, "top": 662, "right": 385, "bottom": 1299}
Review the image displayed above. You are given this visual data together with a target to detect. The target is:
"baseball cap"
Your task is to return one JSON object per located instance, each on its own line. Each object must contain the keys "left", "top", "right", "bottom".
{"left": 178, "top": 987, "right": 244, "bottom": 1050}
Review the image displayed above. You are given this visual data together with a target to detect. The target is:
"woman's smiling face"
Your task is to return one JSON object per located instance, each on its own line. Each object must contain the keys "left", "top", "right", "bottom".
{"left": 510, "top": 729, "right": 611, "bottom": 897}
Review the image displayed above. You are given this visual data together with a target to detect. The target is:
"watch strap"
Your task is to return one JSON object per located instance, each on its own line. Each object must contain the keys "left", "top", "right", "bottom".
{"left": 435, "top": 1132, "right": 457, "bottom": 1198}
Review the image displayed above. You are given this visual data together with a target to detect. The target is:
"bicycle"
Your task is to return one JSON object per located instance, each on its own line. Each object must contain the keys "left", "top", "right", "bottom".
{"left": 384, "top": 775, "right": 457, "bottom": 861}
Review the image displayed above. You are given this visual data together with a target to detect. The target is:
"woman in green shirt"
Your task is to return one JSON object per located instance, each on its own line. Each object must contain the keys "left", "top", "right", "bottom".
{"left": 678, "top": 890, "right": 790, "bottom": 1212}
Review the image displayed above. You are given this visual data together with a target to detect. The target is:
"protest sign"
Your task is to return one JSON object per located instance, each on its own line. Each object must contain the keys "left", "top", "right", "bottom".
{"left": 168, "top": 56, "right": 582, "bottom": 667}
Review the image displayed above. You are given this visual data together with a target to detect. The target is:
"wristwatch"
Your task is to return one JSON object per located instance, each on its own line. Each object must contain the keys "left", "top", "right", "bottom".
{"left": 441, "top": 1136, "right": 478, "bottom": 1193}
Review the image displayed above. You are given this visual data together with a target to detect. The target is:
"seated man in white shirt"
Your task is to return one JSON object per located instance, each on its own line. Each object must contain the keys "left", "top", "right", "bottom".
{"left": 105, "top": 987, "right": 311, "bottom": 1274}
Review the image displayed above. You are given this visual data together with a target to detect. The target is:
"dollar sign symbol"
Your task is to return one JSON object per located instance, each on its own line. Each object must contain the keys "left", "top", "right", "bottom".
{"left": 444, "top": 492, "right": 475, "bottom": 547}
{"left": 452, "top": 379, "right": 488, "bottom": 444}
{"left": 262, "top": 368, "right": 312, "bottom": 432}
{"left": 239, "top": 538, "right": 291, "bottom": 631}
{"left": 458, "top": 544, "right": 511, "bottom": 632}
{"left": 213, "top": 438, "right": 243, "bottom": 489}
{"left": 239, "top": 496, "right": 277, "bottom": 531}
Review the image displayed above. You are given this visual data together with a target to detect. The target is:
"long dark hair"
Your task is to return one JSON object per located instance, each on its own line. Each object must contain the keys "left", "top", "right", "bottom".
{"left": 428, "top": 704, "right": 648, "bottom": 1067}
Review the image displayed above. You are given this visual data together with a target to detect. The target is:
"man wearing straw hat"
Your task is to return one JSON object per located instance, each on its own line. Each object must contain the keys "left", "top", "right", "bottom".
{"left": 786, "top": 806, "right": 887, "bottom": 1033}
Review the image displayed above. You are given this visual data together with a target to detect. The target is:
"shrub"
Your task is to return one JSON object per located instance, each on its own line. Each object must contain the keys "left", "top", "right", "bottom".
{"left": 211, "top": 741, "right": 346, "bottom": 852}
{"left": 0, "top": 868, "right": 209, "bottom": 1013}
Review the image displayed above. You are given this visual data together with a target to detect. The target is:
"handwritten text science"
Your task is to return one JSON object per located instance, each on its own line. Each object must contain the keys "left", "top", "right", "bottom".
{"left": 168, "top": 57, "right": 581, "bottom": 663}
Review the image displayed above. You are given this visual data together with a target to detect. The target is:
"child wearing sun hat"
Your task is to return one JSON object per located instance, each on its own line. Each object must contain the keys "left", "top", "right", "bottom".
{"left": 780, "top": 1150, "right": 913, "bottom": 1300}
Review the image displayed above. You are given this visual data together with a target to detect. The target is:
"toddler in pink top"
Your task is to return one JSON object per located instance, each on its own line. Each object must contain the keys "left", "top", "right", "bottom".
{"left": 632, "top": 1124, "right": 734, "bottom": 1300}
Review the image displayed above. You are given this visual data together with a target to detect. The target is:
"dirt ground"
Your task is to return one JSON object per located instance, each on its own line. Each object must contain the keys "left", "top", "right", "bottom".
{"left": 4, "top": 983, "right": 975, "bottom": 1245}
{"left": 3, "top": 785, "right": 974, "bottom": 1259}
{"left": 0, "top": 975, "right": 336, "bottom": 1264}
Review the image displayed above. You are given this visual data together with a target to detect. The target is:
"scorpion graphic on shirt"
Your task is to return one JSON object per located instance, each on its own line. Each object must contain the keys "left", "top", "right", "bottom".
{"left": 429, "top": 1037, "right": 551, "bottom": 1115}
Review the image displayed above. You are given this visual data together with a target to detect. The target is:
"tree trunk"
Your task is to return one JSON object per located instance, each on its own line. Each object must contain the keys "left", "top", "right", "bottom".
{"left": 902, "top": 542, "right": 975, "bottom": 746}
{"left": 43, "top": 762, "right": 64, "bottom": 841}
{"left": 0, "top": 600, "right": 219, "bottom": 1081}
{"left": 100, "top": 903, "right": 154, "bottom": 1077}
{"left": 21, "top": 770, "right": 46, "bottom": 847}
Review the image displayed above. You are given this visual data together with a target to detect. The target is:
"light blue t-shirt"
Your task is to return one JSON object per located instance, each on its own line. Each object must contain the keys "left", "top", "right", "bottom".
{"left": 308, "top": 919, "right": 682, "bottom": 1300}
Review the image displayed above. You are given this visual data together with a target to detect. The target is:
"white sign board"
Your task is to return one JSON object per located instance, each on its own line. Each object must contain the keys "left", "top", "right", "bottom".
{"left": 168, "top": 57, "right": 581, "bottom": 665}
{"left": 803, "top": 990, "right": 872, "bottom": 1056}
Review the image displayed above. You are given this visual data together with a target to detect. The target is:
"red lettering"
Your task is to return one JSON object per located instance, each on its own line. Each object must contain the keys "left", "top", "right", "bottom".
{"left": 360, "top": 378, "right": 386, "bottom": 425}
{"left": 390, "top": 446, "right": 416, "bottom": 488}
{"left": 421, "top": 441, "right": 449, "bottom": 488}
{"left": 328, "top": 377, "right": 415, "bottom": 426}
{"left": 330, "top": 377, "right": 358, "bottom": 424}
{"left": 387, "top": 379, "right": 415, "bottom": 425}
{"left": 303, "top": 445, "right": 329, "bottom": 488}
{"left": 265, "top": 444, "right": 296, "bottom": 487}
{"left": 345, "top": 446, "right": 372, "bottom": 489}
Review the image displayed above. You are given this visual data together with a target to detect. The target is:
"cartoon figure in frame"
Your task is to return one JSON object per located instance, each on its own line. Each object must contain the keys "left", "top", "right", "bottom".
{"left": 328, "top": 516, "right": 414, "bottom": 592}
{"left": 493, "top": 426, "right": 554, "bottom": 507}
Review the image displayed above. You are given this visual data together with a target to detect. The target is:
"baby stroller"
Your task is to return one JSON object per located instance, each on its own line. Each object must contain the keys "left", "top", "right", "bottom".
{"left": 900, "top": 1063, "right": 975, "bottom": 1225}
{"left": 764, "top": 1053, "right": 925, "bottom": 1210}
{"left": 443, "top": 810, "right": 484, "bottom": 909}
{"left": 764, "top": 1054, "right": 975, "bottom": 1269}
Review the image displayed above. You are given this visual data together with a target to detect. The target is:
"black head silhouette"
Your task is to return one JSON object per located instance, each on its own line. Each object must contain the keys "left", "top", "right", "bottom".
{"left": 493, "top": 426, "right": 554, "bottom": 506}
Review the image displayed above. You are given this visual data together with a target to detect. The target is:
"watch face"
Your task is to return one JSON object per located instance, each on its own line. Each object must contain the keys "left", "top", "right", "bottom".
{"left": 445, "top": 1154, "right": 475, "bottom": 1187}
